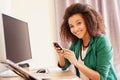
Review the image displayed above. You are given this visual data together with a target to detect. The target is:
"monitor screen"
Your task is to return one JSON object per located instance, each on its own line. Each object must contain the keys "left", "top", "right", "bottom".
{"left": 2, "top": 14, "right": 32, "bottom": 63}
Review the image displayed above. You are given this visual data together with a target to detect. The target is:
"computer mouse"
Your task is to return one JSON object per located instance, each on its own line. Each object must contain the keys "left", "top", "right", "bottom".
{"left": 36, "top": 69, "right": 46, "bottom": 73}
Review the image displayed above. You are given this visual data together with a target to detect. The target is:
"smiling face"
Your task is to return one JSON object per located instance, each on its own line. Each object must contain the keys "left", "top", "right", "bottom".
{"left": 68, "top": 13, "right": 89, "bottom": 39}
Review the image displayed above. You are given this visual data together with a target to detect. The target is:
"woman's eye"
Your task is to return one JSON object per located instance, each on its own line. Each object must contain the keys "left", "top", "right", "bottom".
{"left": 69, "top": 25, "right": 73, "bottom": 28}
{"left": 77, "top": 22, "right": 81, "bottom": 25}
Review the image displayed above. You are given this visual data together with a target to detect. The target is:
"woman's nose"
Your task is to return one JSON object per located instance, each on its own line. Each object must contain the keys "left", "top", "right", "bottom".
{"left": 73, "top": 26, "right": 79, "bottom": 32}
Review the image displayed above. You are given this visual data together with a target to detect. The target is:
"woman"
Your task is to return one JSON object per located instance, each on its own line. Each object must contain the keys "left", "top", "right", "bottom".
{"left": 54, "top": 3, "right": 118, "bottom": 80}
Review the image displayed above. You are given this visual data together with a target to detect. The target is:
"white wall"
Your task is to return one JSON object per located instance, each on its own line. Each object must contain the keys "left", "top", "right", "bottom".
{"left": 11, "top": 0, "right": 58, "bottom": 68}
{"left": 0, "top": 0, "right": 11, "bottom": 14}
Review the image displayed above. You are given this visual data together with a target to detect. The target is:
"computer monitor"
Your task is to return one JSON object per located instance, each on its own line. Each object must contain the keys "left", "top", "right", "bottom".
{"left": 0, "top": 13, "right": 32, "bottom": 72}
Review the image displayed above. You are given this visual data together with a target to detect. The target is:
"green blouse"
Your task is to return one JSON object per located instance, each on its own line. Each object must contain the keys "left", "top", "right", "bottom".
{"left": 59, "top": 34, "right": 119, "bottom": 80}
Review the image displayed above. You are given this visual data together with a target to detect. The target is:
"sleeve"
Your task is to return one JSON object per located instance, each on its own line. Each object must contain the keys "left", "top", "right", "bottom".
{"left": 58, "top": 43, "right": 75, "bottom": 71}
{"left": 96, "top": 36, "right": 113, "bottom": 80}
{"left": 58, "top": 58, "right": 71, "bottom": 70}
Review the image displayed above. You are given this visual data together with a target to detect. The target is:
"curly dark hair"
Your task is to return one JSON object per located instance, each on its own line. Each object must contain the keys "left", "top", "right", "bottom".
{"left": 60, "top": 3, "right": 105, "bottom": 43}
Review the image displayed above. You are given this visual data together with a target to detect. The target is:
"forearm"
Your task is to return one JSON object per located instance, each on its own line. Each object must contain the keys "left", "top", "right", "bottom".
{"left": 74, "top": 61, "right": 100, "bottom": 80}
{"left": 58, "top": 56, "right": 66, "bottom": 67}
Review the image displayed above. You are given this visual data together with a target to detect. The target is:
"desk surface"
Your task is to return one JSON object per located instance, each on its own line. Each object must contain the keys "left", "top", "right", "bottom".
{"left": 35, "top": 70, "right": 80, "bottom": 80}
{"left": 0, "top": 69, "right": 81, "bottom": 80}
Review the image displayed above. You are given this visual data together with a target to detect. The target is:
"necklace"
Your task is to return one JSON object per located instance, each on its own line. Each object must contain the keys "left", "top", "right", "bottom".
{"left": 82, "top": 40, "right": 90, "bottom": 48}
{"left": 82, "top": 43, "right": 89, "bottom": 48}
{"left": 80, "top": 41, "right": 90, "bottom": 61}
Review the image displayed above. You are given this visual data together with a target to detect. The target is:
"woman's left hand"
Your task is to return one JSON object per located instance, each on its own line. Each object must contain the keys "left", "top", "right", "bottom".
{"left": 63, "top": 49, "right": 78, "bottom": 65}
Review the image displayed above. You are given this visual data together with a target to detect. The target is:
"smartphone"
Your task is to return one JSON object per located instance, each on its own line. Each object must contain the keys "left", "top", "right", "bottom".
{"left": 53, "top": 42, "right": 64, "bottom": 53}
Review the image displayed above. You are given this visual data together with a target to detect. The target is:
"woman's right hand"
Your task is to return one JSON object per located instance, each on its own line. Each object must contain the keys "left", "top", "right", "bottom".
{"left": 54, "top": 46, "right": 64, "bottom": 57}
{"left": 54, "top": 46, "right": 66, "bottom": 67}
